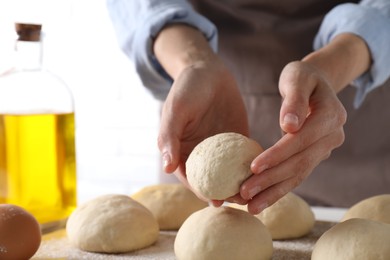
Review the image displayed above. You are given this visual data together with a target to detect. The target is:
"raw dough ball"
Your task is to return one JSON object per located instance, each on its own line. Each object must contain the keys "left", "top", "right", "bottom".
{"left": 230, "top": 192, "right": 315, "bottom": 239}
{"left": 66, "top": 194, "right": 159, "bottom": 253}
{"left": 132, "top": 183, "right": 208, "bottom": 230}
{"left": 174, "top": 206, "right": 273, "bottom": 260}
{"left": 186, "top": 132, "right": 263, "bottom": 200}
{"left": 312, "top": 218, "right": 390, "bottom": 260}
{"left": 341, "top": 194, "right": 390, "bottom": 224}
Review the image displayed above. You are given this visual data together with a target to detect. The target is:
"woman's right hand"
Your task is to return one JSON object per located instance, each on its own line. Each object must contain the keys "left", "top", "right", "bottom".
{"left": 154, "top": 24, "right": 249, "bottom": 204}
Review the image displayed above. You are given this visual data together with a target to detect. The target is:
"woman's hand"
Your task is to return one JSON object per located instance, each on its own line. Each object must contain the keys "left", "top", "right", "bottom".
{"left": 239, "top": 33, "right": 371, "bottom": 215}
{"left": 159, "top": 59, "right": 249, "bottom": 205}
{"left": 154, "top": 25, "right": 248, "bottom": 205}
{"left": 240, "top": 61, "right": 347, "bottom": 214}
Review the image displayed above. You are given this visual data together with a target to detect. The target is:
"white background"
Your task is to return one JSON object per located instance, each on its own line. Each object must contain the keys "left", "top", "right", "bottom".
{"left": 0, "top": 0, "right": 167, "bottom": 204}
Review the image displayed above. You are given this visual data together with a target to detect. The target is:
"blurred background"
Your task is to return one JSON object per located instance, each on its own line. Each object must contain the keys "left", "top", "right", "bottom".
{"left": 0, "top": 0, "right": 163, "bottom": 204}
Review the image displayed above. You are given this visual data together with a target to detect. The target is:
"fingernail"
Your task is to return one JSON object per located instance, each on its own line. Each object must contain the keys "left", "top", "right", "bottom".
{"left": 256, "top": 202, "right": 268, "bottom": 214}
{"left": 248, "top": 186, "right": 262, "bottom": 199}
{"left": 162, "top": 152, "right": 171, "bottom": 168}
{"left": 283, "top": 113, "right": 299, "bottom": 127}
{"left": 252, "top": 163, "right": 268, "bottom": 174}
{"left": 230, "top": 198, "right": 243, "bottom": 204}
{"left": 211, "top": 200, "right": 223, "bottom": 207}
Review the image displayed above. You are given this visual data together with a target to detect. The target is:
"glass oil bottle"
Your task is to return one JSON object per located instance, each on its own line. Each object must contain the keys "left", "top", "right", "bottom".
{"left": 0, "top": 23, "right": 77, "bottom": 228}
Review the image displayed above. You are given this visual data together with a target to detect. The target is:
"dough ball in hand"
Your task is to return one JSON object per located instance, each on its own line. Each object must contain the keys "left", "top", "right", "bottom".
{"left": 132, "top": 183, "right": 208, "bottom": 230}
{"left": 186, "top": 132, "right": 263, "bottom": 200}
{"left": 230, "top": 192, "right": 315, "bottom": 239}
{"left": 312, "top": 218, "right": 390, "bottom": 260}
{"left": 341, "top": 194, "right": 390, "bottom": 224}
{"left": 66, "top": 194, "right": 159, "bottom": 253}
{"left": 174, "top": 206, "right": 273, "bottom": 260}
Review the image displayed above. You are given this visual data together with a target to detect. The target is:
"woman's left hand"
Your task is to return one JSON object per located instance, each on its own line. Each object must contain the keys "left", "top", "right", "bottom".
{"left": 238, "top": 61, "right": 347, "bottom": 214}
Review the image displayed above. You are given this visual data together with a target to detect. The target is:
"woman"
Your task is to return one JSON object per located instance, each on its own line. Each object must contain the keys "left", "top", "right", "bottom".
{"left": 107, "top": 0, "right": 390, "bottom": 213}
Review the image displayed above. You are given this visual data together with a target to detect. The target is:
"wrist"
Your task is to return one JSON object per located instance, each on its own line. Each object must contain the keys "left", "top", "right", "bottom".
{"left": 302, "top": 33, "right": 371, "bottom": 93}
{"left": 153, "top": 24, "right": 218, "bottom": 80}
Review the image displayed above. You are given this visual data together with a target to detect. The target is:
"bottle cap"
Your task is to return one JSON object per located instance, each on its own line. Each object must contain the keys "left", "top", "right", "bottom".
{"left": 15, "top": 23, "right": 42, "bottom": 42}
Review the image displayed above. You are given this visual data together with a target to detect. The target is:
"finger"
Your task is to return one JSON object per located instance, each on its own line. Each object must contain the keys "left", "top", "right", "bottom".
{"left": 278, "top": 62, "right": 314, "bottom": 133}
{"left": 158, "top": 131, "right": 180, "bottom": 173}
{"left": 246, "top": 178, "right": 293, "bottom": 215}
{"left": 279, "top": 88, "right": 310, "bottom": 134}
{"left": 251, "top": 99, "right": 345, "bottom": 174}
{"left": 210, "top": 200, "right": 224, "bottom": 207}
{"left": 224, "top": 193, "right": 249, "bottom": 205}
{"left": 242, "top": 128, "right": 344, "bottom": 200}
{"left": 173, "top": 165, "right": 189, "bottom": 187}
{"left": 158, "top": 100, "right": 184, "bottom": 173}
{"left": 175, "top": 170, "right": 211, "bottom": 204}
{"left": 172, "top": 165, "right": 217, "bottom": 205}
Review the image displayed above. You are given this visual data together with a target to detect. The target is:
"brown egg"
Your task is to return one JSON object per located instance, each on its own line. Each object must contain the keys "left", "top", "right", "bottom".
{"left": 0, "top": 204, "right": 41, "bottom": 260}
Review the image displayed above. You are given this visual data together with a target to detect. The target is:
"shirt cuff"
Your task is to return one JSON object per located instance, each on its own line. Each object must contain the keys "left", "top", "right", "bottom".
{"left": 314, "top": 3, "right": 390, "bottom": 108}
{"left": 131, "top": 4, "right": 217, "bottom": 101}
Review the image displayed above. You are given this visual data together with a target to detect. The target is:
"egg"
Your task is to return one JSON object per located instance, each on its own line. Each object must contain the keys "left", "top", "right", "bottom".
{"left": 0, "top": 204, "right": 41, "bottom": 260}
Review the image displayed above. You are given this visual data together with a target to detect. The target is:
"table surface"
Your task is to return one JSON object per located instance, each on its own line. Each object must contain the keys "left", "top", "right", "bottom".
{"left": 311, "top": 206, "right": 347, "bottom": 222}
{"left": 32, "top": 207, "right": 347, "bottom": 260}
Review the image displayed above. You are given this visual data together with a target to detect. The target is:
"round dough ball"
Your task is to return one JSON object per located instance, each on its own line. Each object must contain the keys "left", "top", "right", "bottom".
{"left": 341, "top": 194, "right": 390, "bottom": 224}
{"left": 230, "top": 192, "right": 315, "bottom": 239}
{"left": 186, "top": 132, "right": 263, "bottom": 200}
{"left": 132, "top": 183, "right": 208, "bottom": 230}
{"left": 66, "top": 194, "right": 159, "bottom": 253}
{"left": 174, "top": 206, "right": 273, "bottom": 260}
{"left": 312, "top": 218, "right": 390, "bottom": 260}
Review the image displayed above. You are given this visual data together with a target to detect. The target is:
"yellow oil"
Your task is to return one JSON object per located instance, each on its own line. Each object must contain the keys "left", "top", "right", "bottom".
{"left": 0, "top": 112, "right": 77, "bottom": 224}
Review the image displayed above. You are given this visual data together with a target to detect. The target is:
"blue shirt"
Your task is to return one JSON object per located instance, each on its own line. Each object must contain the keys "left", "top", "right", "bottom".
{"left": 106, "top": 0, "right": 390, "bottom": 108}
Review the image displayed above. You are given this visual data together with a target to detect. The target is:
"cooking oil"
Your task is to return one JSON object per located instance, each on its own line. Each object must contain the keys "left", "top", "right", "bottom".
{"left": 0, "top": 23, "right": 77, "bottom": 227}
{"left": 0, "top": 112, "right": 77, "bottom": 224}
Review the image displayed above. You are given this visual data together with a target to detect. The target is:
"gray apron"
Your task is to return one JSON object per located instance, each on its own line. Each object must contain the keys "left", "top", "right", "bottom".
{"left": 190, "top": 0, "right": 390, "bottom": 207}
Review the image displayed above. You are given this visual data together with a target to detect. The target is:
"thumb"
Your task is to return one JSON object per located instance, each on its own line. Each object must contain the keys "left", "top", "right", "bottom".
{"left": 279, "top": 99, "right": 308, "bottom": 133}
{"left": 158, "top": 101, "right": 184, "bottom": 173}
{"left": 158, "top": 128, "right": 181, "bottom": 174}
{"left": 279, "top": 62, "right": 312, "bottom": 133}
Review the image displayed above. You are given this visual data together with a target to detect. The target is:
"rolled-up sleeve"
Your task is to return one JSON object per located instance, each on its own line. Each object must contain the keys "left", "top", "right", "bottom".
{"left": 314, "top": 0, "right": 390, "bottom": 108}
{"left": 106, "top": 0, "right": 217, "bottom": 100}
